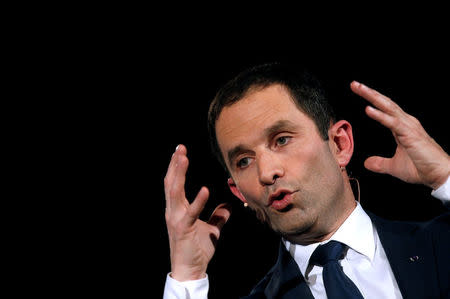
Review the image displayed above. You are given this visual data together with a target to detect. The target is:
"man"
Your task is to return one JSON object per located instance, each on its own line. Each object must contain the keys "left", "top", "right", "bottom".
{"left": 163, "top": 63, "right": 450, "bottom": 298}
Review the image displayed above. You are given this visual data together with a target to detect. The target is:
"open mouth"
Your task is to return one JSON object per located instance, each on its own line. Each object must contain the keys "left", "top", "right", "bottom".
{"left": 274, "top": 192, "right": 287, "bottom": 201}
{"left": 270, "top": 191, "right": 296, "bottom": 211}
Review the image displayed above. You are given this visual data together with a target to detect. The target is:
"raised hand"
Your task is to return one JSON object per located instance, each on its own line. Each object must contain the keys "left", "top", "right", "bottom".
{"left": 351, "top": 81, "right": 450, "bottom": 190}
{"left": 164, "top": 145, "right": 232, "bottom": 281}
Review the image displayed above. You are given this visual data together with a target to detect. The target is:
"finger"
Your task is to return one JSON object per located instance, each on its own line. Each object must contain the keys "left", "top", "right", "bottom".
{"left": 166, "top": 148, "right": 190, "bottom": 211}
{"left": 164, "top": 145, "right": 185, "bottom": 192}
{"left": 207, "top": 202, "right": 232, "bottom": 232}
{"left": 176, "top": 144, "right": 188, "bottom": 156}
{"left": 188, "top": 186, "right": 210, "bottom": 221}
{"left": 351, "top": 81, "right": 401, "bottom": 116}
{"left": 365, "top": 105, "right": 396, "bottom": 130}
{"left": 169, "top": 153, "right": 189, "bottom": 201}
{"left": 364, "top": 156, "right": 393, "bottom": 174}
{"left": 164, "top": 152, "right": 179, "bottom": 212}
{"left": 366, "top": 105, "right": 415, "bottom": 138}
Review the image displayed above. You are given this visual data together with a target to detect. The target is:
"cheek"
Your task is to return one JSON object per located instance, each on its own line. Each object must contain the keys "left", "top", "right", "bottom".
{"left": 309, "top": 152, "right": 343, "bottom": 200}
{"left": 293, "top": 144, "right": 338, "bottom": 187}
{"left": 235, "top": 174, "right": 264, "bottom": 202}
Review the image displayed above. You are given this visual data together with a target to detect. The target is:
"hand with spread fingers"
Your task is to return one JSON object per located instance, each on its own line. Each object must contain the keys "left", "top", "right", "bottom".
{"left": 164, "top": 145, "right": 232, "bottom": 281}
{"left": 350, "top": 81, "right": 450, "bottom": 190}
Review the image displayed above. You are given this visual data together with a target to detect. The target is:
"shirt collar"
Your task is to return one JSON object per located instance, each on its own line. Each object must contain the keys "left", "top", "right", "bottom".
{"left": 283, "top": 202, "right": 376, "bottom": 278}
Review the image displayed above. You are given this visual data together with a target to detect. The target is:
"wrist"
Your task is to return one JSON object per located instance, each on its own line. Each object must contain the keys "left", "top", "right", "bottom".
{"left": 171, "top": 266, "right": 207, "bottom": 282}
{"left": 431, "top": 175, "right": 450, "bottom": 201}
{"left": 430, "top": 170, "right": 450, "bottom": 191}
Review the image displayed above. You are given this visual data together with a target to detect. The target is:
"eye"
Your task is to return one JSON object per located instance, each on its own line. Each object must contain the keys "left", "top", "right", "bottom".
{"left": 276, "top": 136, "right": 291, "bottom": 146}
{"left": 237, "top": 157, "right": 251, "bottom": 169}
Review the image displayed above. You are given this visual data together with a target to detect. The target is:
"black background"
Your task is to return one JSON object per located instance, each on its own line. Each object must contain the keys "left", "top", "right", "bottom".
{"left": 33, "top": 17, "right": 449, "bottom": 298}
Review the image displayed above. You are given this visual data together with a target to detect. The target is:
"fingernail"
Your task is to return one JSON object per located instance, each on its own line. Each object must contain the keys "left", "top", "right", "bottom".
{"left": 175, "top": 144, "right": 180, "bottom": 151}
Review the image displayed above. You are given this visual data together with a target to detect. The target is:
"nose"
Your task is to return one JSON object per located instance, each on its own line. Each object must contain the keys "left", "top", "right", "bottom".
{"left": 257, "top": 152, "right": 284, "bottom": 186}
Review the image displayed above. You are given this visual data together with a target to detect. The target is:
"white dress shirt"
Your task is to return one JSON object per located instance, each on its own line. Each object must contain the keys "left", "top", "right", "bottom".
{"left": 284, "top": 201, "right": 402, "bottom": 298}
{"left": 163, "top": 177, "right": 450, "bottom": 299}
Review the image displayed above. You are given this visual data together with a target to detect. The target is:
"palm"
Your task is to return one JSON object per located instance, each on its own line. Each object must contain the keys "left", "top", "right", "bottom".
{"left": 186, "top": 220, "right": 219, "bottom": 265}
{"left": 385, "top": 143, "right": 420, "bottom": 184}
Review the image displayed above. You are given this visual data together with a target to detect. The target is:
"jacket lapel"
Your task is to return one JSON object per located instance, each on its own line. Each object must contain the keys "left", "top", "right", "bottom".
{"left": 263, "top": 242, "right": 314, "bottom": 299}
{"left": 368, "top": 212, "right": 440, "bottom": 299}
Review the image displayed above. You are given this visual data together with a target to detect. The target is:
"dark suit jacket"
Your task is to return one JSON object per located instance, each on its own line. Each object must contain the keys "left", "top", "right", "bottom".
{"left": 242, "top": 211, "right": 450, "bottom": 299}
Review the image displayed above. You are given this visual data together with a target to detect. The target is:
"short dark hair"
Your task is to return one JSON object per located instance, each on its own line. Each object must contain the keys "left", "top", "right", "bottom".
{"left": 207, "top": 62, "right": 336, "bottom": 172}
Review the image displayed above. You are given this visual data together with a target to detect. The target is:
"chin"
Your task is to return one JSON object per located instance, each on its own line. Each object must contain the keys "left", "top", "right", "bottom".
{"left": 269, "top": 210, "right": 313, "bottom": 237}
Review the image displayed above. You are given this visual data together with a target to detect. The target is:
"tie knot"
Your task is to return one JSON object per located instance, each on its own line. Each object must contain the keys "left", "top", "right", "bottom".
{"left": 310, "top": 240, "right": 346, "bottom": 266}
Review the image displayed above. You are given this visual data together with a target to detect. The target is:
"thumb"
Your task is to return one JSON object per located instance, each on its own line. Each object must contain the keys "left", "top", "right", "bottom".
{"left": 364, "top": 156, "right": 393, "bottom": 174}
{"left": 189, "top": 186, "right": 210, "bottom": 222}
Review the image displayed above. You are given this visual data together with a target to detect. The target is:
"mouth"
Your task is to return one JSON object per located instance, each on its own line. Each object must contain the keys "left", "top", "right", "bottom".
{"left": 268, "top": 190, "right": 297, "bottom": 211}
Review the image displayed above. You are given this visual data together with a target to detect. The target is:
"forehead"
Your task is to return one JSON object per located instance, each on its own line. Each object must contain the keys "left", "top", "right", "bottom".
{"left": 215, "top": 84, "right": 317, "bottom": 151}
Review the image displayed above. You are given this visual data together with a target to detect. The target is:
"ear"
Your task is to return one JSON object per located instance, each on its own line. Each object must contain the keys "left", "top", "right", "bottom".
{"left": 328, "top": 120, "right": 354, "bottom": 168}
{"left": 227, "top": 178, "right": 247, "bottom": 204}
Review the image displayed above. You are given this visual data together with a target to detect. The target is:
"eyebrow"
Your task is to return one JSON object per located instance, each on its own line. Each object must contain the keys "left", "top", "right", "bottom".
{"left": 263, "top": 119, "right": 298, "bottom": 138}
{"left": 226, "top": 119, "right": 298, "bottom": 166}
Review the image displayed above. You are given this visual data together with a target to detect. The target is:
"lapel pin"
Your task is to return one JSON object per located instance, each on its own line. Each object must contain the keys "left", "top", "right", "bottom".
{"left": 409, "top": 256, "right": 419, "bottom": 262}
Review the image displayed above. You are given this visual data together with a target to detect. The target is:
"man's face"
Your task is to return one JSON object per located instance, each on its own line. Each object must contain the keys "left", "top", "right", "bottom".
{"left": 215, "top": 84, "right": 351, "bottom": 243}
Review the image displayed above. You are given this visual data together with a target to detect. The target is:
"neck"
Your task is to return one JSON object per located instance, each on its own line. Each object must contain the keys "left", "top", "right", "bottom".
{"left": 287, "top": 201, "right": 357, "bottom": 245}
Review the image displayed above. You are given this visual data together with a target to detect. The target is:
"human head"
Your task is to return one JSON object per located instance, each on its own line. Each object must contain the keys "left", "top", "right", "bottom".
{"left": 207, "top": 62, "right": 356, "bottom": 244}
{"left": 208, "top": 62, "right": 336, "bottom": 172}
